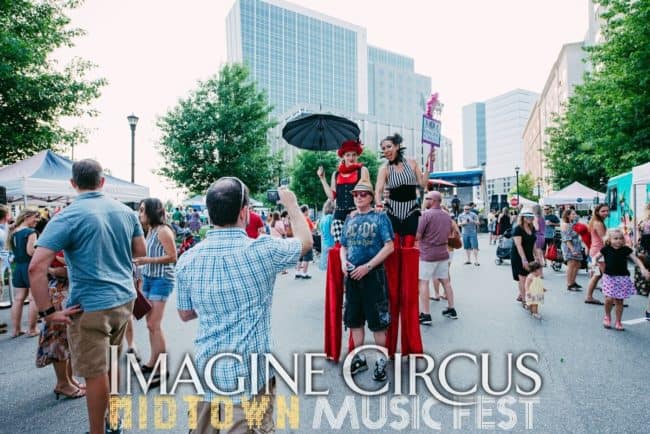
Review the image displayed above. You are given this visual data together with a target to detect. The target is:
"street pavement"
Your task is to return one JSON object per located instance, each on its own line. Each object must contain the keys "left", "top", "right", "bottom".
{"left": 1, "top": 234, "right": 648, "bottom": 433}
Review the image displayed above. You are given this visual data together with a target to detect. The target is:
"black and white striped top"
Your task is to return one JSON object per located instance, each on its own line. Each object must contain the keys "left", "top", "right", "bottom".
{"left": 143, "top": 226, "right": 175, "bottom": 280}
{"left": 386, "top": 162, "right": 419, "bottom": 221}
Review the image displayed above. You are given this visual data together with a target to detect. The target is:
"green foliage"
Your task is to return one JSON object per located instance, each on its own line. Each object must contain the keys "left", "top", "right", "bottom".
{"left": 509, "top": 172, "right": 539, "bottom": 201}
{"left": 289, "top": 149, "right": 381, "bottom": 208}
{"left": 157, "top": 64, "right": 277, "bottom": 194}
{"left": 0, "top": 0, "right": 106, "bottom": 165}
{"left": 546, "top": 0, "right": 650, "bottom": 190}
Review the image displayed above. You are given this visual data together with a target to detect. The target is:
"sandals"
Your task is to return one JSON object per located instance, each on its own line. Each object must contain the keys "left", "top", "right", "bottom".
{"left": 615, "top": 322, "right": 625, "bottom": 331}
{"left": 11, "top": 331, "right": 25, "bottom": 338}
{"left": 584, "top": 299, "right": 604, "bottom": 305}
{"left": 603, "top": 316, "right": 611, "bottom": 329}
{"left": 429, "top": 297, "right": 441, "bottom": 301}
{"left": 54, "top": 386, "right": 85, "bottom": 400}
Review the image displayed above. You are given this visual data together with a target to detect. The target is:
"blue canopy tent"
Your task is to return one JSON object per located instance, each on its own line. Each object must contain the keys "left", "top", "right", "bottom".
{"left": 0, "top": 150, "right": 150, "bottom": 204}
{"left": 429, "top": 169, "right": 484, "bottom": 187}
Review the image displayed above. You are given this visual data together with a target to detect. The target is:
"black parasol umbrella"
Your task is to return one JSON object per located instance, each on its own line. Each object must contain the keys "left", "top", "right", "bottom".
{"left": 281, "top": 113, "right": 360, "bottom": 151}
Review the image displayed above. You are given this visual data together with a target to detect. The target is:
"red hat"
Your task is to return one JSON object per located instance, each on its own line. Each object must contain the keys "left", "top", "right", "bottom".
{"left": 337, "top": 140, "right": 363, "bottom": 158}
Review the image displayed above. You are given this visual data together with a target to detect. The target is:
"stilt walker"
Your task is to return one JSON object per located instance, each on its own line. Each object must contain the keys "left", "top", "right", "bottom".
{"left": 375, "top": 133, "right": 431, "bottom": 356}
{"left": 318, "top": 141, "right": 370, "bottom": 361}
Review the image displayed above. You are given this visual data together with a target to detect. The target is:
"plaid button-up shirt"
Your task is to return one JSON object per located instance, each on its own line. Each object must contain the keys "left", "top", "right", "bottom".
{"left": 176, "top": 228, "right": 301, "bottom": 403}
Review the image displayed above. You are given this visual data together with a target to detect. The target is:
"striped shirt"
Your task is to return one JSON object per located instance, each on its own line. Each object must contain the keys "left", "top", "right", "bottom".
{"left": 142, "top": 226, "right": 174, "bottom": 280}
{"left": 386, "top": 162, "right": 419, "bottom": 220}
{"left": 175, "top": 228, "right": 302, "bottom": 403}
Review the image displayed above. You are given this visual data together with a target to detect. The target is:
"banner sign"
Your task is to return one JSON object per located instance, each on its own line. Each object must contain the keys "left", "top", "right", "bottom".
{"left": 422, "top": 115, "right": 441, "bottom": 147}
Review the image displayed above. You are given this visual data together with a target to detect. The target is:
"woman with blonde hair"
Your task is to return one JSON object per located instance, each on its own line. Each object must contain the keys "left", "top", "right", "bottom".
{"left": 6, "top": 208, "right": 40, "bottom": 337}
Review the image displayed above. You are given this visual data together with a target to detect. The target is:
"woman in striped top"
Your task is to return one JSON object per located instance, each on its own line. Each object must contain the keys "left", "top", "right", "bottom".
{"left": 375, "top": 133, "right": 428, "bottom": 247}
{"left": 134, "top": 198, "right": 177, "bottom": 378}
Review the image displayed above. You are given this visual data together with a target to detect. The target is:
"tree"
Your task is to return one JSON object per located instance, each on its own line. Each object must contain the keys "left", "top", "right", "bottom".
{"left": 158, "top": 64, "right": 277, "bottom": 194}
{"left": 509, "top": 172, "right": 538, "bottom": 201}
{"left": 289, "top": 149, "right": 381, "bottom": 208}
{"left": 546, "top": 0, "right": 650, "bottom": 190}
{"left": 0, "top": 0, "right": 106, "bottom": 165}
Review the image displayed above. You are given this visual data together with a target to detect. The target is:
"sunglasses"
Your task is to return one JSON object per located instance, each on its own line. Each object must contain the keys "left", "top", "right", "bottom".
{"left": 424, "top": 197, "right": 434, "bottom": 201}
{"left": 352, "top": 191, "right": 371, "bottom": 198}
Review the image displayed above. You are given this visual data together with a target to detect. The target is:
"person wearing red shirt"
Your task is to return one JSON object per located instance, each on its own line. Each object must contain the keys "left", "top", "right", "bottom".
{"left": 246, "top": 211, "right": 265, "bottom": 239}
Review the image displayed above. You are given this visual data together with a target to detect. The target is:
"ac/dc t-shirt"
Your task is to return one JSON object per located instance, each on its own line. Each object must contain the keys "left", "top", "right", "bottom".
{"left": 341, "top": 211, "right": 394, "bottom": 266}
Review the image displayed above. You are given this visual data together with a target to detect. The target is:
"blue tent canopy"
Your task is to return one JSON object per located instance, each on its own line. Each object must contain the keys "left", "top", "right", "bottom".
{"left": 0, "top": 150, "right": 150, "bottom": 204}
{"left": 429, "top": 169, "right": 484, "bottom": 187}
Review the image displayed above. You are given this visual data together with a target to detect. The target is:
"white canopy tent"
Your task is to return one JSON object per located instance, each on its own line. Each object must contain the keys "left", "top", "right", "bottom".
{"left": 513, "top": 196, "right": 538, "bottom": 207}
{"left": 0, "top": 150, "right": 149, "bottom": 204}
{"left": 540, "top": 181, "right": 605, "bottom": 207}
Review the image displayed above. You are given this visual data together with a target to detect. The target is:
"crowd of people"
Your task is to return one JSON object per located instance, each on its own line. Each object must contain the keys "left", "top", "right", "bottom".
{"left": 1, "top": 142, "right": 650, "bottom": 433}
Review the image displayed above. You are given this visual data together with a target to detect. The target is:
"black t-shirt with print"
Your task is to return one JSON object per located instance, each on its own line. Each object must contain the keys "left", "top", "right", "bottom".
{"left": 600, "top": 245, "right": 632, "bottom": 276}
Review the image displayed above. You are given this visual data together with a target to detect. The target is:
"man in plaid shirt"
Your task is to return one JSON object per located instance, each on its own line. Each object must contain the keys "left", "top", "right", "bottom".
{"left": 176, "top": 178, "right": 312, "bottom": 433}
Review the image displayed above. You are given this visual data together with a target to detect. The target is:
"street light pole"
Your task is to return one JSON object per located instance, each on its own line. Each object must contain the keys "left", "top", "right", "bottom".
{"left": 515, "top": 166, "right": 520, "bottom": 206}
{"left": 127, "top": 113, "right": 139, "bottom": 183}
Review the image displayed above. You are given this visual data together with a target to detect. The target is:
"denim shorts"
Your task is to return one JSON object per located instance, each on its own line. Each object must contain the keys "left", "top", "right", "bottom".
{"left": 462, "top": 234, "right": 479, "bottom": 250}
{"left": 142, "top": 276, "right": 174, "bottom": 302}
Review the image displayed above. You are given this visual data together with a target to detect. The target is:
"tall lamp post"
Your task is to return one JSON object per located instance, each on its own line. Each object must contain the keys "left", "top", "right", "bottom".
{"left": 515, "top": 166, "right": 520, "bottom": 206}
{"left": 537, "top": 177, "right": 542, "bottom": 199}
{"left": 127, "top": 113, "right": 139, "bottom": 183}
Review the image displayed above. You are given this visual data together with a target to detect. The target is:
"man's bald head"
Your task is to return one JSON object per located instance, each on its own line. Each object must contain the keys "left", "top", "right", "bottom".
{"left": 206, "top": 177, "right": 249, "bottom": 226}
{"left": 429, "top": 191, "right": 442, "bottom": 207}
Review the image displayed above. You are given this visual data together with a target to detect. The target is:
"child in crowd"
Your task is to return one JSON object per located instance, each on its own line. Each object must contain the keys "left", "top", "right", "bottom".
{"left": 525, "top": 261, "right": 545, "bottom": 319}
{"left": 595, "top": 229, "right": 650, "bottom": 331}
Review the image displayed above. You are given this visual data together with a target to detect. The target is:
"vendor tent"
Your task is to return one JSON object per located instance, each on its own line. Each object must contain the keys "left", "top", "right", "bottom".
{"left": 513, "top": 196, "right": 538, "bottom": 207}
{"left": 540, "top": 181, "right": 604, "bottom": 207}
{"left": 182, "top": 195, "right": 205, "bottom": 209}
{"left": 0, "top": 150, "right": 149, "bottom": 204}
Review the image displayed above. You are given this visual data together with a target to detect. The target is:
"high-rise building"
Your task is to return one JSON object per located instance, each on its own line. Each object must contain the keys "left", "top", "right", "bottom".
{"left": 226, "top": 0, "right": 367, "bottom": 116}
{"left": 462, "top": 102, "right": 486, "bottom": 168}
{"left": 226, "top": 0, "right": 434, "bottom": 164}
{"left": 433, "top": 136, "right": 453, "bottom": 172}
{"left": 522, "top": 42, "right": 586, "bottom": 196}
{"left": 484, "top": 89, "right": 538, "bottom": 198}
{"left": 367, "top": 46, "right": 431, "bottom": 129}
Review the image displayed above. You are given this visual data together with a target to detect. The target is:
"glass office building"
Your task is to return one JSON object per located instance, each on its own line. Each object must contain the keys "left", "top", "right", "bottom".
{"left": 227, "top": 0, "right": 368, "bottom": 116}
{"left": 367, "top": 46, "right": 431, "bottom": 129}
{"left": 462, "top": 102, "right": 486, "bottom": 169}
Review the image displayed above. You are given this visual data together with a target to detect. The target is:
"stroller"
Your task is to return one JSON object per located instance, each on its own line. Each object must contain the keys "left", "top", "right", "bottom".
{"left": 495, "top": 228, "right": 513, "bottom": 265}
{"left": 549, "top": 231, "right": 588, "bottom": 272}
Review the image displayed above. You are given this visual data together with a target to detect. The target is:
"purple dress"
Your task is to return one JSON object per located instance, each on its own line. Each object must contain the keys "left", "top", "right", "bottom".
{"left": 189, "top": 211, "right": 201, "bottom": 232}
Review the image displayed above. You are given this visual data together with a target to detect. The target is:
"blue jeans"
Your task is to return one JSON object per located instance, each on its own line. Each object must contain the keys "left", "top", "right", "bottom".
{"left": 142, "top": 276, "right": 174, "bottom": 302}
